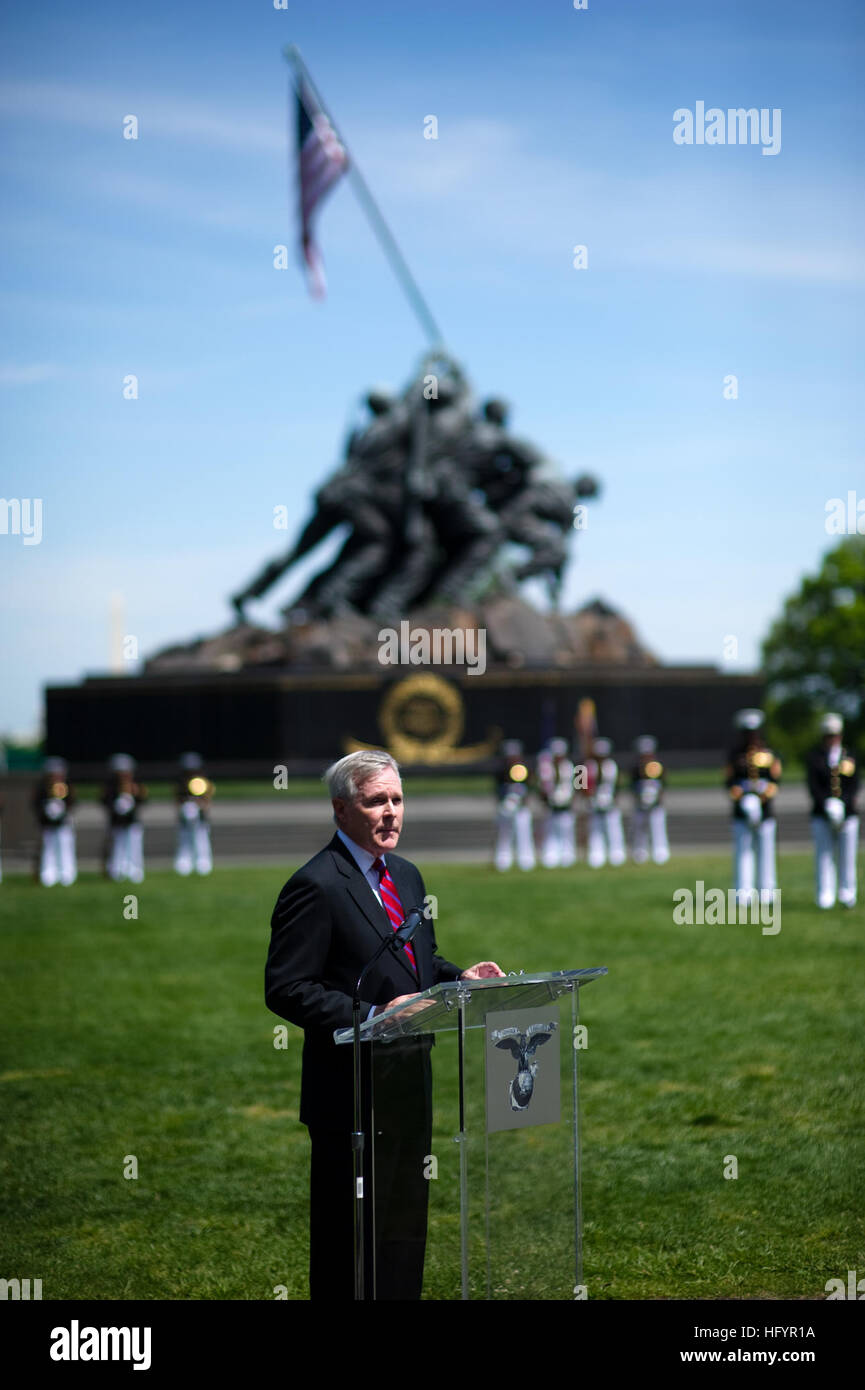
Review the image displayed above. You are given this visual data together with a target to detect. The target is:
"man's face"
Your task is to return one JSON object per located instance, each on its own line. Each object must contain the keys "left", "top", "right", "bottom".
{"left": 333, "top": 768, "right": 403, "bottom": 856}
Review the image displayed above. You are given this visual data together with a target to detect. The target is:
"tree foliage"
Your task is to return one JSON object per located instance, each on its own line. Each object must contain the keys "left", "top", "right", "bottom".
{"left": 762, "top": 536, "right": 865, "bottom": 762}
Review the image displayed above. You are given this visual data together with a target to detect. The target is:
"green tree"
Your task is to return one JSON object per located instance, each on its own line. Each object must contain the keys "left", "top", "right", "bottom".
{"left": 761, "top": 536, "right": 865, "bottom": 763}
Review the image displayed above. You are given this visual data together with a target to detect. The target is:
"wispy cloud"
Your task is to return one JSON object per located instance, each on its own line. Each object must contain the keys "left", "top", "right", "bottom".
{"left": 83, "top": 168, "right": 275, "bottom": 233}
{"left": 632, "top": 237, "right": 865, "bottom": 283}
{"left": 3, "top": 84, "right": 862, "bottom": 285}
{"left": 0, "top": 81, "right": 283, "bottom": 154}
{"left": 354, "top": 117, "right": 865, "bottom": 285}
{"left": 0, "top": 363, "right": 63, "bottom": 385}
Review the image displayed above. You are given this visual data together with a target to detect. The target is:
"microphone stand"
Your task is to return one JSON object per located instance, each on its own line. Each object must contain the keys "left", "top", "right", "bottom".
{"left": 352, "top": 908, "right": 424, "bottom": 1302}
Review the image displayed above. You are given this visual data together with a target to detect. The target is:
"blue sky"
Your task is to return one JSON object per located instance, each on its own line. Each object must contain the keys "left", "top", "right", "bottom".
{"left": 1, "top": 0, "right": 863, "bottom": 736}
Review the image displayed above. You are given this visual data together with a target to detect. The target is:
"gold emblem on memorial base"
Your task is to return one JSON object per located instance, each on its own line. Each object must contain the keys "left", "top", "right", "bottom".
{"left": 344, "top": 674, "right": 500, "bottom": 765}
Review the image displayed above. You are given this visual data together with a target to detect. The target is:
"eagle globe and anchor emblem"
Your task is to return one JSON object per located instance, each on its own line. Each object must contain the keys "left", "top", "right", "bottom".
{"left": 345, "top": 672, "right": 500, "bottom": 765}
{"left": 490, "top": 1020, "right": 559, "bottom": 1113}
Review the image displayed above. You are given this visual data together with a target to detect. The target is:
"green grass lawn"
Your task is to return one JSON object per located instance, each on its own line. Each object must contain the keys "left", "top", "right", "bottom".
{"left": 1, "top": 856, "right": 861, "bottom": 1300}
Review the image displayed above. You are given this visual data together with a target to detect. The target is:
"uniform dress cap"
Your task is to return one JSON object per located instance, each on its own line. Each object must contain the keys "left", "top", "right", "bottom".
{"left": 502, "top": 739, "right": 523, "bottom": 757}
{"left": 821, "top": 713, "right": 843, "bottom": 735}
{"left": 635, "top": 736, "right": 657, "bottom": 754}
{"left": 180, "top": 752, "right": 203, "bottom": 770}
{"left": 43, "top": 756, "right": 68, "bottom": 774}
{"left": 734, "top": 709, "right": 764, "bottom": 731}
{"left": 549, "top": 738, "right": 569, "bottom": 757}
{"left": 594, "top": 737, "right": 612, "bottom": 757}
{"left": 109, "top": 753, "right": 135, "bottom": 772}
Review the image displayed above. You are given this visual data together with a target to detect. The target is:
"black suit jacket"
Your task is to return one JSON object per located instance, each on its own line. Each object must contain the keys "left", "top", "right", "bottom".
{"left": 265, "top": 834, "right": 463, "bottom": 1127}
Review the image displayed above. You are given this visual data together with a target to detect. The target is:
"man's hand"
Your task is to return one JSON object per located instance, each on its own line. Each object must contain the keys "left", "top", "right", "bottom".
{"left": 460, "top": 961, "right": 505, "bottom": 980}
{"left": 373, "top": 993, "right": 433, "bottom": 1018}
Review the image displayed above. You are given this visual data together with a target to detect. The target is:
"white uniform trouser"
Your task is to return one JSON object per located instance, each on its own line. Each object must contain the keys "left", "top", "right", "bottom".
{"left": 175, "top": 821, "right": 213, "bottom": 875}
{"left": 107, "top": 824, "right": 144, "bottom": 882}
{"left": 812, "top": 815, "right": 858, "bottom": 908}
{"left": 541, "top": 810, "right": 576, "bottom": 867}
{"left": 631, "top": 806, "right": 670, "bottom": 864}
{"left": 588, "top": 808, "right": 626, "bottom": 868}
{"left": 495, "top": 805, "right": 535, "bottom": 871}
{"left": 40, "top": 825, "right": 77, "bottom": 886}
{"left": 732, "top": 818, "right": 776, "bottom": 898}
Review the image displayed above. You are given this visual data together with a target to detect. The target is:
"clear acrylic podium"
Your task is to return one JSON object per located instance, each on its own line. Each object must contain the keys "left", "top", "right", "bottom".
{"left": 335, "top": 967, "right": 607, "bottom": 1300}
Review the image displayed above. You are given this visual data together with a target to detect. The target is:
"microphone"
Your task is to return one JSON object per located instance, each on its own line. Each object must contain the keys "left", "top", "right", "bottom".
{"left": 391, "top": 906, "right": 424, "bottom": 950}
{"left": 355, "top": 905, "right": 425, "bottom": 1002}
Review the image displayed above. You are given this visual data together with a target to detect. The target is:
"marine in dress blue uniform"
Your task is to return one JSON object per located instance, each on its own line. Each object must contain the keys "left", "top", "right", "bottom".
{"left": 493, "top": 739, "right": 536, "bottom": 871}
{"left": 585, "top": 737, "right": 626, "bottom": 867}
{"left": 807, "top": 713, "right": 859, "bottom": 909}
{"left": 174, "top": 752, "right": 214, "bottom": 876}
{"left": 103, "top": 754, "right": 148, "bottom": 883}
{"left": 537, "top": 737, "right": 578, "bottom": 867}
{"left": 724, "top": 709, "right": 781, "bottom": 903}
{"left": 34, "top": 756, "right": 77, "bottom": 886}
{"left": 630, "top": 735, "right": 670, "bottom": 865}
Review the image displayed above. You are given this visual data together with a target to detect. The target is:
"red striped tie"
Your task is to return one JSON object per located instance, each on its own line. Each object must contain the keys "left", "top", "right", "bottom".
{"left": 372, "top": 857, "right": 417, "bottom": 972}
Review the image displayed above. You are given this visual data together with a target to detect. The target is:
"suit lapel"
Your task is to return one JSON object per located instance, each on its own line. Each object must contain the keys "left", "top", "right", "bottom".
{"left": 328, "top": 835, "right": 389, "bottom": 941}
{"left": 327, "top": 836, "right": 420, "bottom": 987}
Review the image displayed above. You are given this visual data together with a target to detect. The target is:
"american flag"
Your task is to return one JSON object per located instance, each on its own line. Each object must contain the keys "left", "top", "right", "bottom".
{"left": 296, "top": 81, "right": 348, "bottom": 298}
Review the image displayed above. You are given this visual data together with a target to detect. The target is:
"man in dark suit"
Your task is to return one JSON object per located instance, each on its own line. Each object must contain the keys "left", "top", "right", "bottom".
{"left": 265, "top": 749, "right": 503, "bottom": 1300}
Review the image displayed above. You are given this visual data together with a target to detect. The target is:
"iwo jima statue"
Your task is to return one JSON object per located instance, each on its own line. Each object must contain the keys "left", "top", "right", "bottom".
{"left": 146, "top": 344, "right": 661, "bottom": 678}
{"left": 147, "top": 346, "right": 662, "bottom": 707}
{"left": 230, "top": 350, "right": 600, "bottom": 631}
{"left": 142, "top": 347, "right": 645, "bottom": 768}
{"left": 48, "top": 53, "right": 737, "bottom": 772}
{"left": 148, "top": 48, "right": 655, "bottom": 680}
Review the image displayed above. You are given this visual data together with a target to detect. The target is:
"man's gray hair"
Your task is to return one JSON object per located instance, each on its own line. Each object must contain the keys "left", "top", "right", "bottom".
{"left": 324, "top": 750, "right": 401, "bottom": 804}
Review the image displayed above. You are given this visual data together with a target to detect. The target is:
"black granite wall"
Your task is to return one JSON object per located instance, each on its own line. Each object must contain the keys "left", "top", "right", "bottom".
{"left": 45, "top": 665, "right": 764, "bottom": 769}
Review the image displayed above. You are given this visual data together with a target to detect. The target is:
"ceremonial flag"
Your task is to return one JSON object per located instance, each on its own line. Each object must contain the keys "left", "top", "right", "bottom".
{"left": 296, "top": 80, "right": 348, "bottom": 297}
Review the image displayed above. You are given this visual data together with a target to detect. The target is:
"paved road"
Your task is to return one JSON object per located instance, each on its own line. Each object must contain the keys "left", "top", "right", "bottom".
{"left": 7, "top": 786, "right": 822, "bottom": 871}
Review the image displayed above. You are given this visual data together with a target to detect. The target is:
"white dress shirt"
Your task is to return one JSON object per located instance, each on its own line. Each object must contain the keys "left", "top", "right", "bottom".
{"left": 335, "top": 828, "right": 389, "bottom": 907}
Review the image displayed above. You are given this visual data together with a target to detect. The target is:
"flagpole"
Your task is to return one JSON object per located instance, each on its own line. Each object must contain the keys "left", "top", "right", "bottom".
{"left": 284, "top": 43, "right": 445, "bottom": 351}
